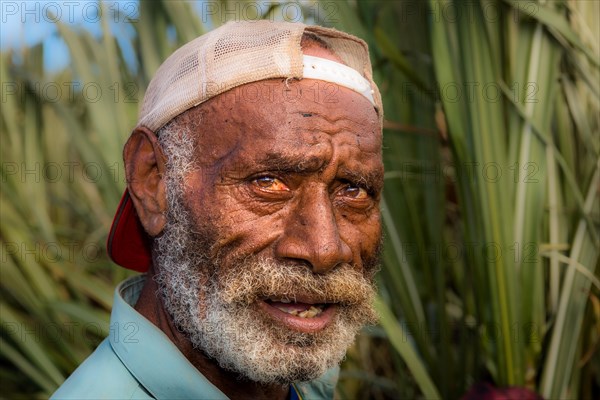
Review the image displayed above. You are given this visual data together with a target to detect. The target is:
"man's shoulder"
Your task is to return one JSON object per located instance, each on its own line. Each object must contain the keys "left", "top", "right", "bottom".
{"left": 51, "top": 339, "right": 152, "bottom": 400}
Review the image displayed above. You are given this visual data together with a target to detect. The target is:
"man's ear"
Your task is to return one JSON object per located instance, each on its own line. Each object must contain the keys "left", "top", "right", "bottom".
{"left": 124, "top": 126, "right": 168, "bottom": 237}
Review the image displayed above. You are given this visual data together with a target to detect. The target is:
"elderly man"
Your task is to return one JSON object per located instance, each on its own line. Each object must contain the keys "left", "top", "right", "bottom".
{"left": 52, "top": 20, "right": 384, "bottom": 400}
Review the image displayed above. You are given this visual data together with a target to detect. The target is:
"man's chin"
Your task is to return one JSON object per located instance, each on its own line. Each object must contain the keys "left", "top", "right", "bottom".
{"left": 190, "top": 301, "right": 366, "bottom": 384}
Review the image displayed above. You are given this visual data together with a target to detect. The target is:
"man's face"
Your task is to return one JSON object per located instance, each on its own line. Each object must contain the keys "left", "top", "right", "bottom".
{"left": 154, "top": 76, "right": 383, "bottom": 383}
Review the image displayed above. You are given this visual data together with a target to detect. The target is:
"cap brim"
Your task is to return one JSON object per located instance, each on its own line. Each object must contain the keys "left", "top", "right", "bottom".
{"left": 107, "top": 190, "right": 153, "bottom": 272}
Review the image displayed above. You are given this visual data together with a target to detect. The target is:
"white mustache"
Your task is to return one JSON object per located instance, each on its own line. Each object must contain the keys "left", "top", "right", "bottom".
{"left": 217, "top": 259, "right": 376, "bottom": 307}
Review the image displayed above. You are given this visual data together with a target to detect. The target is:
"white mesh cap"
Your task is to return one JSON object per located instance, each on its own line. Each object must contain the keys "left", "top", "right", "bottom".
{"left": 137, "top": 20, "right": 383, "bottom": 132}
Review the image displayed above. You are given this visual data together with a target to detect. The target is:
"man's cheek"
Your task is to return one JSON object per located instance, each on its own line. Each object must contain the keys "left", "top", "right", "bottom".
{"left": 340, "top": 212, "right": 381, "bottom": 245}
{"left": 210, "top": 213, "right": 283, "bottom": 262}
{"left": 353, "top": 222, "right": 382, "bottom": 270}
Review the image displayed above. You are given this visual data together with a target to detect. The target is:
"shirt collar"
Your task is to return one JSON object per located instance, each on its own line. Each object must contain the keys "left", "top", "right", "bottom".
{"left": 108, "top": 275, "right": 228, "bottom": 399}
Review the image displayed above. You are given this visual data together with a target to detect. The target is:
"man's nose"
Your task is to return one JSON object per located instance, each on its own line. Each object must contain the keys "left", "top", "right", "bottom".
{"left": 274, "top": 188, "right": 352, "bottom": 274}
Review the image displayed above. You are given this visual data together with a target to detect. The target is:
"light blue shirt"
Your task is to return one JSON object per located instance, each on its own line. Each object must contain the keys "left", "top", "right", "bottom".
{"left": 51, "top": 275, "right": 339, "bottom": 399}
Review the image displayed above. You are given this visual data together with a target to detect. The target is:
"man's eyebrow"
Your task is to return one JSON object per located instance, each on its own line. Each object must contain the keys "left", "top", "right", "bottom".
{"left": 249, "top": 152, "right": 326, "bottom": 173}
{"left": 340, "top": 167, "right": 384, "bottom": 192}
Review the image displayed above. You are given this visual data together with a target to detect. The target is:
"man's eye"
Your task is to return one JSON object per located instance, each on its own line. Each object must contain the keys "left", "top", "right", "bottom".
{"left": 253, "top": 176, "right": 289, "bottom": 191}
{"left": 342, "top": 185, "right": 369, "bottom": 199}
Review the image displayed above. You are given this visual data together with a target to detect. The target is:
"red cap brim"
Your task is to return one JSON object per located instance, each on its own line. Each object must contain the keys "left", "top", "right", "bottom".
{"left": 107, "top": 190, "right": 153, "bottom": 272}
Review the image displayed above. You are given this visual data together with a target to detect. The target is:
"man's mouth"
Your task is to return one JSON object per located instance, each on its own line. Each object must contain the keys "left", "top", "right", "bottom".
{"left": 257, "top": 297, "right": 337, "bottom": 333}
{"left": 266, "top": 298, "right": 326, "bottom": 317}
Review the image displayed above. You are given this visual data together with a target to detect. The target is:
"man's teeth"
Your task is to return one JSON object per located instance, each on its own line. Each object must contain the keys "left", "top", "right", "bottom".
{"left": 273, "top": 304, "right": 324, "bottom": 318}
{"left": 298, "top": 306, "right": 322, "bottom": 318}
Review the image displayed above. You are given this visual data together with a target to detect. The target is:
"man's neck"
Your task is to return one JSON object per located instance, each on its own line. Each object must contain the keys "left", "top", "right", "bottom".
{"left": 133, "top": 269, "right": 289, "bottom": 400}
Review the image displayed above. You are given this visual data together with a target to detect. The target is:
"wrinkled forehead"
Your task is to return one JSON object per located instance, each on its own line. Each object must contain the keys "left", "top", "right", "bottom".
{"left": 168, "top": 77, "right": 382, "bottom": 165}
